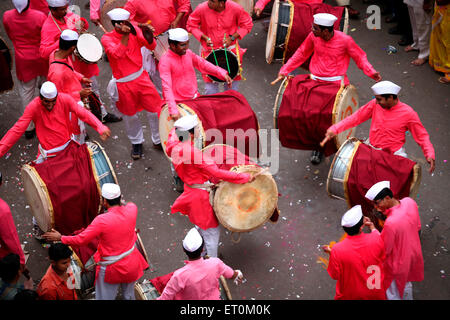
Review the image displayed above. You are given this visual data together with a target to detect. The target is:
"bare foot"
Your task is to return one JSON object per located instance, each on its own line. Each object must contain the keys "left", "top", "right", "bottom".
{"left": 404, "top": 45, "right": 418, "bottom": 52}
{"left": 438, "top": 76, "right": 450, "bottom": 84}
{"left": 411, "top": 58, "right": 427, "bottom": 66}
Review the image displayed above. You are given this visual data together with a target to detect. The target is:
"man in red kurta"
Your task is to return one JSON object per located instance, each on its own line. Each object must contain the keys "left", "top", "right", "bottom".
{"left": 166, "top": 115, "right": 252, "bottom": 257}
{"left": 3, "top": 0, "right": 48, "bottom": 138}
{"left": 365, "top": 181, "right": 424, "bottom": 300}
{"left": 186, "top": 0, "right": 253, "bottom": 95}
{"left": 102, "top": 8, "right": 164, "bottom": 160}
{"left": 43, "top": 183, "right": 149, "bottom": 300}
{"left": 324, "top": 205, "right": 386, "bottom": 300}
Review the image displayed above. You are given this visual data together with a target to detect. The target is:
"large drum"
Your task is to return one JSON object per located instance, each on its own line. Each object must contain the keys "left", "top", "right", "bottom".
{"left": 205, "top": 49, "right": 240, "bottom": 82}
{"left": 21, "top": 141, "right": 118, "bottom": 234}
{"left": 159, "top": 90, "right": 260, "bottom": 160}
{"left": 74, "top": 33, "right": 103, "bottom": 64}
{"left": 266, "top": 0, "right": 348, "bottom": 64}
{"left": 70, "top": 251, "right": 96, "bottom": 298}
{"left": 274, "top": 75, "right": 359, "bottom": 154}
{"left": 0, "top": 37, "right": 13, "bottom": 93}
{"left": 327, "top": 137, "right": 422, "bottom": 213}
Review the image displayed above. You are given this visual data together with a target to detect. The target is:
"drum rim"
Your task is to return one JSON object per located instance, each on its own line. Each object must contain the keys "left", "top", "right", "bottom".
{"left": 214, "top": 165, "right": 278, "bottom": 233}
{"left": 206, "top": 49, "right": 239, "bottom": 81}
{"left": 265, "top": 0, "right": 280, "bottom": 64}
{"left": 21, "top": 164, "right": 54, "bottom": 232}
{"left": 75, "top": 33, "right": 103, "bottom": 63}
{"left": 134, "top": 282, "right": 146, "bottom": 300}
{"left": 273, "top": 77, "right": 289, "bottom": 129}
{"left": 135, "top": 230, "right": 149, "bottom": 265}
{"left": 281, "top": 0, "right": 295, "bottom": 64}
{"left": 331, "top": 84, "right": 359, "bottom": 149}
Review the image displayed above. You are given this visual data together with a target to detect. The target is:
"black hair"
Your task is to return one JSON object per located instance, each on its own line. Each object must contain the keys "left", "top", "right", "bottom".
{"left": 373, "top": 187, "right": 394, "bottom": 202}
{"left": 168, "top": 39, "right": 180, "bottom": 46}
{"left": 176, "top": 128, "right": 195, "bottom": 142}
{"left": 0, "top": 254, "right": 20, "bottom": 283}
{"left": 183, "top": 242, "right": 204, "bottom": 260}
{"left": 48, "top": 243, "right": 72, "bottom": 262}
{"left": 105, "top": 196, "right": 121, "bottom": 207}
{"left": 342, "top": 216, "right": 364, "bottom": 236}
{"left": 111, "top": 20, "right": 123, "bottom": 27}
{"left": 59, "top": 38, "right": 77, "bottom": 51}
{"left": 318, "top": 25, "right": 334, "bottom": 33}
{"left": 380, "top": 94, "right": 398, "bottom": 100}
{"left": 14, "top": 289, "right": 38, "bottom": 301}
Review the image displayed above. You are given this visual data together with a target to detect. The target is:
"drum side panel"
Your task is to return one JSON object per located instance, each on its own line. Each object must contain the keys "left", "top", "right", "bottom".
{"left": 265, "top": 0, "right": 280, "bottom": 64}
{"left": 333, "top": 85, "right": 359, "bottom": 149}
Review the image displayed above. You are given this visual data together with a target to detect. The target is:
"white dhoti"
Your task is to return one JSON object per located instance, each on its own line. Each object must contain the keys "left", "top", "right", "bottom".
{"left": 406, "top": 3, "right": 432, "bottom": 60}
{"left": 17, "top": 76, "right": 46, "bottom": 131}
{"left": 386, "top": 281, "right": 413, "bottom": 300}
{"left": 95, "top": 266, "right": 135, "bottom": 300}
{"left": 196, "top": 225, "right": 220, "bottom": 258}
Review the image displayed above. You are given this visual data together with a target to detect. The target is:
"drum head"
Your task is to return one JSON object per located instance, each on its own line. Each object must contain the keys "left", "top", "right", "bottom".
{"left": 77, "top": 34, "right": 103, "bottom": 63}
{"left": 332, "top": 85, "right": 359, "bottom": 149}
{"left": 273, "top": 77, "right": 289, "bottom": 129}
{"left": 205, "top": 49, "right": 239, "bottom": 81}
{"left": 265, "top": 0, "right": 280, "bottom": 64}
{"left": 100, "top": 0, "right": 127, "bottom": 32}
{"left": 214, "top": 165, "right": 278, "bottom": 232}
{"left": 159, "top": 104, "right": 205, "bottom": 159}
{"left": 21, "top": 164, "right": 53, "bottom": 232}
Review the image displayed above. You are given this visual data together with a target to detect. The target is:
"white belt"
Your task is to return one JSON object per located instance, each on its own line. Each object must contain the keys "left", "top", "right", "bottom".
{"left": 187, "top": 180, "right": 215, "bottom": 191}
{"left": 36, "top": 139, "right": 72, "bottom": 164}
{"left": 310, "top": 74, "right": 343, "bottom": 82}
{"left": 97, "top": 244, "right": 136, "bottom": 267}
{"left": 107, "top": 67, "right": 144, "bottom": 104}
{"left": 364, "top": 139, "right": 408, "bottom": 159}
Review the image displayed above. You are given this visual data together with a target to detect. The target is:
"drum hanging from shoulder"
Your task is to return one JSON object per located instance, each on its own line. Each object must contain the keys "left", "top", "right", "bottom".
{"left": 0, "top": 37, "right": 13, "bottom": 93}
{"left": 100, "top": 0, "right": 127, "bottom": 32}
{"left": 265, "top": 0, "right": 348, "bottom": 64}
{"left": 205, "top": 49, "right": 240, "bottom": 82}
{"left": 74, "top": 33, "right": 103, "bottom": 64}
{"left": 232, "top": 0, "right": 255, "bottom": 16}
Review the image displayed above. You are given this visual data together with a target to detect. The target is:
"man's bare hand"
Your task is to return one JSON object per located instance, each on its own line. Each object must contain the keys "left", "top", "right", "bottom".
{"left": 254, "top": 8, "right": 262, "bottom": 17}
{"left": 427, "top": 157, "right": 435, "bottom": 174}
{"left": 320, "top": 128, "right": 336, "bottom": 147}
{"left": 271, "top": 74, "right": 285, "bottom": 85}
{"left": 80, "top": 88, "right": 92, "bottom": 100}
{"left": 42, "top": 229, "right": 62, "bottom": 242}
{"left": 100, "top": 128, "right": 111, "bottom": 141}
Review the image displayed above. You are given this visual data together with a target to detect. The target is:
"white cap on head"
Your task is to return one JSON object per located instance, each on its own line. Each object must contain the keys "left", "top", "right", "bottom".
{"left": 168, "top": 28, "right": 189, "bottom": 42}
{"left": 174, "top": 115, "right": 198, "bottom": 131}
{"left": 371, "top": 81, "right": 401, "bottom": 95}
{"left": 60, "top": 29, "right": 78, "bottom": 41}
{"left": 101, "top": 183, "right": 121, "bottom": 200}
{"left": 107, "top": 8, "right": 130, "bottom": 21}
{"left": 40, "top": 81, "right": 58, "bottom": 99}
{"left": 47, "top": 0, "right": 68, "bottom": 7}
{"left": 365, "top": 181, "right": 390, "bottom": 201}
{"left": 182, "top": 228, "right": 203, "bottom": 252}
{"left": 313, "top": 13, "right": 338, "bottom": 27}
{"left": 13, "top": 0, "right": 28, "bottom": 13}
{"left": 341, "top": 205, "right": 363, "bottom": 227}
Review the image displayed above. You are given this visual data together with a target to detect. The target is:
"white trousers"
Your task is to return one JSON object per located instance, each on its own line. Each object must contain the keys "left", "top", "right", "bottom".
{"left": 407, "top": 5, "right": 432, "bottom": 60}
{"left": 121, "top": 111, "right": 160, "bottom": 145}
{"left": 17, "top": 76, "right": 46, "bottom": 131}
{"left": 386, "top": 281, "right": 413, "bottom": 300}
{"left": 196, "top": 225, "right": 220, "bottom": 258}
{"left": 95, "top": 266, "right": 135, "bottom": 300}
{"left": 204, "top": 81, "right": 240, "bottom": 95}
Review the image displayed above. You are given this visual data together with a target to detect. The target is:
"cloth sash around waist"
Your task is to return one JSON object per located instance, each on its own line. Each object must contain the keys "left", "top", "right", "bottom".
{"left": 310, "top": 74, "right": 343, "bottom": 82}
{"left": 107, "top": 67, "right": 144, "bottom": 103}
{"left": 97, "top": 244, "right": 136, "bottom": 267}
{"left": 36, "top": 138, "right": 72, "bottom": 164}
{"left": 364, "top": 139, "right": 408, "bottom": 158}
{"left": 186, "top": 180, "right": 215, "bottom": 191}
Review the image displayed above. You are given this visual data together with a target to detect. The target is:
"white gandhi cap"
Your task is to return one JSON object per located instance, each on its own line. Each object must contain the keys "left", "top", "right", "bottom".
{"left": 341, "top": 205, "right": 363, "bottom": 227}
{"left": 168, "top": 28, "right": 189, "bottom": 42}
{"left": 371, "top": 81, "right": 401, "bottom": 95}
{"left": 313, "top": 13, "right": 338, "bottom": 27}
{"left": 60, "top": 29, "right": 79, "bottom": 41}
{"left": 174, "top": 115, "right": 198, "bottom": 131}
{"left": 40, "top": 81, "right": 58, "bottom": 99}
{"left": 182, "top": 228, "right": 203, "bottom": 252}
{"left": 365, "top": 181, "right": 391, "bottom": 201}
{"left": 101, "top": 183, "right": 121, "bottom": 200}
{"left": 107, "top": 8, "right": 130, "bottom": 21}
{"left": 12, "top": 0, "right": 28, "bottom": 13}
{"left": 47, "top": 0, "right": 68, "bottom": 7}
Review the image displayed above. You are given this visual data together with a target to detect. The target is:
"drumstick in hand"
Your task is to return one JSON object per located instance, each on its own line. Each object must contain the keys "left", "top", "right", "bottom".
{"left": 271, "top": 75, "right": 285, "bottom": 86}
{"left": 252, "top": 167, "right": 269, "bottom": 180}
{"left": 320, "top": 129, "right": 336, "bottom": 148}
{"left": 98, "top": 23, "right": 108, "bottom": 34}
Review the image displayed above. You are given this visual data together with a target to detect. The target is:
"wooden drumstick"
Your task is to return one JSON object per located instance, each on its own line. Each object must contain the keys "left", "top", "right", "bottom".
{"left": 98, "top": 23, "right": 108, "bottom": 34}
{"left": 271, "top": 76, "right": 284, "bottom": 86}
{"left": 252, "top": 167, "right": 269, "bottom": 179}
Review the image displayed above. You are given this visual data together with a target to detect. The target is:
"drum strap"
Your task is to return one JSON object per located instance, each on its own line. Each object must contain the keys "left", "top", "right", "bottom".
{"left": 50, "top": 60, "right": 74, "bottom": 72}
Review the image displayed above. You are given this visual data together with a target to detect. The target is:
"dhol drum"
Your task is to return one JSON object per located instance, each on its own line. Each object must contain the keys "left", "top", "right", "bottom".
{"left": 21, "top": 141, "right": 118, "bottom": 233}
{"left": 74, "top": 33, "right": 103, "bottom": 64}
{"left": 159, "top": 90, "right": 260, "bottom": 159}
{"left": 273, "top": 76, "right": 359, "bottom": 153}
{"left": 327, "top": 137, "right": 422, "bottom": 210}
{"left": 232, "top": 0, "right": 255, "bottom": 16}
{"left": 265, "top": 0, "right": 348, "bottom": 64}
{"left": 153, "top": 32, "right": 170, "bottom": 62}
{"left": 205, "top": 49, "right": 240, "bottom": 82}
{"left": 70, "top": 251, "right": 96, "bottom": 298}
{"left": 100, "top": 0, "right": 127, "bottom": 32}
{"left": 0, "top": 37, "right": 13, "bottom": 93}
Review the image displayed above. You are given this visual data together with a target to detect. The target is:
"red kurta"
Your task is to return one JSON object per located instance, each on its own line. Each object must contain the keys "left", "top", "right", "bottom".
{"left": 0, "top": 198, "right": 25, "bottom": 265}
{"left": 30, "top": 0, "right": 50, "bottom": 15}
{"left": 61, "top": 203, "right": 149, "bottom": 284}
{"left": 166, "top": 128, "right": 251, "bottom": 230}
{"left": 3, "top": 8, "right": 48, "bottom": 82}
{"left": 328, "top": 230, "right": 386, "bottom": 300}
{"left": 381, "top": 197, "right": 424, "bottom": 298}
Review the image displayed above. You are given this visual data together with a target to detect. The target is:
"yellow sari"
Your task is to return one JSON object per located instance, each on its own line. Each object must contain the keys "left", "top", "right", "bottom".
{"left": 429, "top": 2, "right": 450, "bottom": 80}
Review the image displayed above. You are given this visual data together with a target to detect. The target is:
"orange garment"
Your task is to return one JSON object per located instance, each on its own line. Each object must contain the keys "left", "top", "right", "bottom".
{"left": 37, "top": 265, "right": 78, "bottom": 300}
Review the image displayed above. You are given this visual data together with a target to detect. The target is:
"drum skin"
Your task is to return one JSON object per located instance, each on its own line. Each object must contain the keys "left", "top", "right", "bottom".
{"left": 75, "top": 33, "right": 103, "bottom": 64}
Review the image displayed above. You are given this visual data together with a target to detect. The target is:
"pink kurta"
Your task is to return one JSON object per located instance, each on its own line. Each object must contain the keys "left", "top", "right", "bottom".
{"left": 89, "top": 0, "right": 102, "bottom": 21}
{"left": 0, "top": 198, "right": 25, "bottom": 265}
{"left": 381, "top": 197, "right": 424, "bottom": 298}
{"left": 186, "top": 1, "right": 253, "bottom": 82}
{"left": 3, "top": 8, "right": 48, "bottom": 82}
{"left": 166, "top": 128, "right": 251, "bottom": 230}
{"left": 329, "top": 99, "right": 435, "bottom": 160}
{"left": 158, "top": 49, "right": 229, "bottom": 115}
{"left": 157, "top": 257, "right": 235, "bottom": 300}
{"left": 254, "top": 0, "right": 323, "bottom": 11}
{"left": 279, "top": 31, "right": 378, "bottom": 84}
{"left": 327, "top": 230, "right": 386, "bottom": 300}
{"left": 124, "top": 0, "right": 191, "bottom": 35}
{"left": 40, "top": 11, "right": 99, "bottom": 78}
{"left": 101, "top": 26, "right": 163, "bottom": 116}
{"left": 0, "top": 93, "right": 108, "bottom": 158}
{"left": 30, "top": 0, "right": 50, "bottom": 15}
{"left": 61, "top": 203, "right": 149, "bottom": 284}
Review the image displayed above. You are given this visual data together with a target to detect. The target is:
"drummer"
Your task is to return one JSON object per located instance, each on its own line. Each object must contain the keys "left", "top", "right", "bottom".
{"left": 166, "top": 115, "right": 253, "bottom": 258}
{"left": 272, "top": 13, "right": 381, "bottom": 164}
{"left": 321, "top": 80, "right": 436, "bottom": 173}
{"left": 186, "top": 0, "right": 253, "bottom": 95}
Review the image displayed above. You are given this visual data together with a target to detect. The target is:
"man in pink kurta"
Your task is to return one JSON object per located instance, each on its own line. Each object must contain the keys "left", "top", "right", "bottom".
{"left": 322, "top": 81, "right": 435, "bottom": 173}
{"left": 3, "top": 0, "right": 48, "bottom": 137}
{"left": 186, "top": 0, "right": 253, "bottom": 94}
{"left": 43, "top": 183, "right": 149, "bottom": 300}
{"left": 365, "top": 181, "right": 424, "bottom": 300}
{"left": 102, "top": 8, "right": 164, "bottom": 159}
